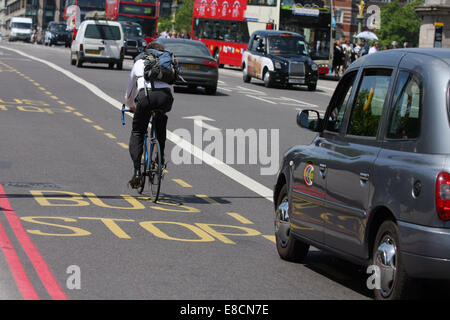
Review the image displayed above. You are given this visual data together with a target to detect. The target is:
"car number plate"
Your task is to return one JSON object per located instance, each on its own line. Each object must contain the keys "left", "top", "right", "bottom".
{"left": 289, "top": 78, "right": 305, "bottom": 84}
{"left": 182, "top": 64, "right": 200, "bottom": 70}
{"left": 86, "top": 49, "right": 100, "bottom": 55}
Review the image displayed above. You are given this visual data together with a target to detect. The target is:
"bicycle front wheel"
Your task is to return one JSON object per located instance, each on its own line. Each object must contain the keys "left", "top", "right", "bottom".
{"left": 149, "top": 138, "right": 162, "bottom": 203}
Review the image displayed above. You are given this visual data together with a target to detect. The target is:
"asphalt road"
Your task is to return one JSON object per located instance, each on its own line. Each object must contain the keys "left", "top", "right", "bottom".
{"left": 0, "top": 41, "right": 439, "bottom": 301}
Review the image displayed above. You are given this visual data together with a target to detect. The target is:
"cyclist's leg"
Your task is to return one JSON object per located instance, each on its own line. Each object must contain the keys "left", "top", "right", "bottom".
{"left": 129, "top": 90, "right": 152, "bottom": 172}
{"left": 153, "top": 112, "right": 168, "bottom": 164}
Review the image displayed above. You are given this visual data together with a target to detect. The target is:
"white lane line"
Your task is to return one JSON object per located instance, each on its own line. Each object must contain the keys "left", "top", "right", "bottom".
{"left": 237, "top": 86, "right": 266, "bottom": 95}
{"left": 246, "top": 94, "right": 277, "bottom": 104}
{"left": 217, "top": 80, "right": 226, "bottom": 84}
{"left": 217, "top": 86, "right": 232, "bottom": 92}
{"left": 1, "top": 46, "right": 273, "bottom": 202}
{"left": 317, "top": 85, "right": 335, "bottom": 92}
{"left": 280, "top": 96, "right": 320, "bottom": 108}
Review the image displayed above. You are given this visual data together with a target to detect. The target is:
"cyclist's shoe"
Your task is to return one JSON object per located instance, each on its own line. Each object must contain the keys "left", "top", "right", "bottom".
{"left": 128, "top": 169, "right": 142, "bottom": 189}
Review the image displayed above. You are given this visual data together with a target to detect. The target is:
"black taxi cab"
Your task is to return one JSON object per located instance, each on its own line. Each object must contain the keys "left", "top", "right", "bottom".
{"left": 241, "top": 30, "right": 318, "bottom": 90}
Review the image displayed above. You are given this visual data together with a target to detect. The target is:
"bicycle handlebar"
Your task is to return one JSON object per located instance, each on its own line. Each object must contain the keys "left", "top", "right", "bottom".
{"left": 121, "top": 104, "right": 131, "bottom": 125}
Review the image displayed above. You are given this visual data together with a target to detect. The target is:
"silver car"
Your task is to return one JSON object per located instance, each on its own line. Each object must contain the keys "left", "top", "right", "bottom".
{"left": 274, "top": 48, "right": 450, "bottom": 300}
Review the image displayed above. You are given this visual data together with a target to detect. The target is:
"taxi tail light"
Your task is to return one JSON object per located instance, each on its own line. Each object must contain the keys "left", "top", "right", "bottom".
{"left": 120, "top": 46, "right": 125, "bottom": 55}
{"left": 202, "top": 60, "right": 218, "bottom": 68}
{"left": 435, "top": 172, "right": 450, "bottom": 221}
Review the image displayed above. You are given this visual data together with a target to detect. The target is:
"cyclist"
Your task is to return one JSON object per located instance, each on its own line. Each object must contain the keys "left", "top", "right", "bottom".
{"left": 125, "top": 41, "right": 174, "bottom": 188}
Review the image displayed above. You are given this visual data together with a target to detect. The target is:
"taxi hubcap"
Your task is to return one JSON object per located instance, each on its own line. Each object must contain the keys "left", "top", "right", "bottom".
{"left": 275, "top": 197, "right": 290, "bottom": 247}
{"left": 375, "top": 235, "right": 397, "bottom": 297}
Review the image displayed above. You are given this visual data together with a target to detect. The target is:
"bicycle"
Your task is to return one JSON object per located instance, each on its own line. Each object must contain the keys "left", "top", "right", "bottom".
{"left": 121, "top": 104, "right": 163, "bottom": 203}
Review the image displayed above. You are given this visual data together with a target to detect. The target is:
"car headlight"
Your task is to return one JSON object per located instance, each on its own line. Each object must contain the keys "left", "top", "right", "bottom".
{"left": 274, "top": 61, "right": 282, "bottom": 69}
{"left": 311, "top": 63, "right": 318, "bottom": 71}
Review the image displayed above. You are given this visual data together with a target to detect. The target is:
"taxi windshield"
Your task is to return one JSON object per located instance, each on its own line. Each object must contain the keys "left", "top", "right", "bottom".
{"left": 268, "top": 36, "right": 309, "bottom": 56}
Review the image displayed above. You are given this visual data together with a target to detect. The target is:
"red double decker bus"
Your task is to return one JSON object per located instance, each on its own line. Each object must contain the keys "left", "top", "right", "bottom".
{"left": 191, "top": 0, "right": 249, "bottom": 68}
{"left": 105, "top": 0, "right": 158, "bottom": 43}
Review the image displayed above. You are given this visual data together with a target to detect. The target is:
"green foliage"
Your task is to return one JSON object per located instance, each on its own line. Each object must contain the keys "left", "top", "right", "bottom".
{"left": 378, "top": 0, "right": 423, "bottom": 48}
{"left": 158, "top": 17, "right": 172, "bottom": 33}
{"left": 175, "top": 0, "right": 194, "bottom": 33}
{"left": 348, "top": 89, "right": 381, "bottom": 137}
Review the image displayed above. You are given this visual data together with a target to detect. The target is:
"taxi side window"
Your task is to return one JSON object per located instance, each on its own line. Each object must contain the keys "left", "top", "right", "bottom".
{"left": 325, "top": 71, "right": 357, "bottom": 133}
{"left": 251, "top": 35, "right": 265, "bottom": 52}
{"left": 387, "top": 71, "right": 422, "bottom": 139}
{"left": 347, "top": 69, "right": 392, "bottom": 137}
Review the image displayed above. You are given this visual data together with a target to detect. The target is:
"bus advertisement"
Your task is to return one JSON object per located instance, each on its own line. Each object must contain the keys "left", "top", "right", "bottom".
{"left": 105, "top": 0, "right": 158, "bottom": 43}
{"left": 64, "top": 0, "right": 106, "bottom": 37}
{"left": 191, "top": 0, "right": 249, "bottom": 68}
{"left": 278, "top": 0, "right": 332, "bottom": 75}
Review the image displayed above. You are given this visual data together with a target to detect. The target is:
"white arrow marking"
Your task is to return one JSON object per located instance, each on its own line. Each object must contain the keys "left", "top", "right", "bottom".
{"left": 183, "top": 115, "right": 220, "bottom": 131}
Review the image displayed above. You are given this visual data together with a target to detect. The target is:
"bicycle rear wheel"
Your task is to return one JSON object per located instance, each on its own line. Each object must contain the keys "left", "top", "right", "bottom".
{"left": 149, "top": 138, "right": 162, "bottom": 202}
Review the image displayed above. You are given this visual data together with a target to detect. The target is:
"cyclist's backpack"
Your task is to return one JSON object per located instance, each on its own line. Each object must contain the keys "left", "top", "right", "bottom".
{"left": 142, "top": 48, "right": 182, "bottom": 86}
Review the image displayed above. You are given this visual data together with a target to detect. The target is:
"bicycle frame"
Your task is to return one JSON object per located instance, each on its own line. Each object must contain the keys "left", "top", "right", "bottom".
{"left": 121, "top": 104, "right": 157, "bottom": 176}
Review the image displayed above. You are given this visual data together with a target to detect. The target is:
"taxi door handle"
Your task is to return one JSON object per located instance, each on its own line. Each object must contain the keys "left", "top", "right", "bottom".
{"left": 360, "top": 172, "right": 369, "bottom": 182}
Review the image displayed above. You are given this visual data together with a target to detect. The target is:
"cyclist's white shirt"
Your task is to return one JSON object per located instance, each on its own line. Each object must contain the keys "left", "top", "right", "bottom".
{"left": 125, "top": 59, "right": 174, "bottom": 108}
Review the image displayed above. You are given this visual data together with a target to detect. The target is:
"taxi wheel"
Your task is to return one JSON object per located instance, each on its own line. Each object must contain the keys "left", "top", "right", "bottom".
{"left": 117, "top": 61, "right": 123, "bottom": 70}
{"left": 205, "top": 85, "right": 217, "bottom": 95}
{"left": 372, "top": 220, "right": 415, "bottom": 300}
{"left": 243, "top": 67, "right": 251, "bottom": 83}
{"left": 308, "top": 82, "right": 317, "bottom": 91}
{"left": 76, "top": 53, "right": 83, "bottom": 68}
{"left": 275, "top": 185, "right": 309, "bottom": 263}
{"left": 70, "top": 54, "right": 76, "bottom": 66}
{"left": 263, "top": 71, "right": 273, "bottom": 88}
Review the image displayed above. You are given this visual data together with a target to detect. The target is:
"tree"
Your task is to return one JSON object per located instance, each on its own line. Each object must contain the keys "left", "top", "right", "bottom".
{"left": 378, "top": 0, "right": 423, "bottom": 48}
{"left": 175, "top": 0, "right": 194, "bottom": 34}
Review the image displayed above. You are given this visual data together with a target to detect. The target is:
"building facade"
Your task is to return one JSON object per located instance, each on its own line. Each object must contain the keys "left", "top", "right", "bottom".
{"left": 2, "top": 0, "right": 63, "bottom": 37}
{"left": 416, "top": 0, "right": 450, "bottom": 48}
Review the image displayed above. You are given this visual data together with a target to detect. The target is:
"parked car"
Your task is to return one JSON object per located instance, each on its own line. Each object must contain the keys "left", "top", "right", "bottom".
{"left": 273, "top": 48, "right": 450, "bottom": 300}
{"left": 44, "top": 21, "right": 71, "bottom": 47}
{"left": 119, "top": 21, "right": 146, "bottom": 59}
{"left": 70, "top": 20, "right": 124, "bottom": 69}
{"left": 155, "top": 38, "right": 219, "bottom": 95}
{"left": 8, "top": 17, "right": 32, "bottom": 42}
{"left": 242, "top": 30, "right": 318, "bottom": 90}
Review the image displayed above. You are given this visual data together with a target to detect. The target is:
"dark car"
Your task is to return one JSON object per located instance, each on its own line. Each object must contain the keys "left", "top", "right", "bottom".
{"left": 242, "top": 30, "right": 318, "bottom": 90}
{"left": 119, "top": 21, "right": 147, "bottom": 59}
{"left": 44, "top": 22, "right": 71, "bottom": 47}
{"left": 155, "top": 38, "right": 219, "bottom": 95}
{"left": 273, "top": 48, "right": 450, "bottom": 300}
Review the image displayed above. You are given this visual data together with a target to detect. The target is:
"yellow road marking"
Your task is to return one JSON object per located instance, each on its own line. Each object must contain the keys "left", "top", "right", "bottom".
{"left": 93, "top": 125, "right": 104, "bottom": 131}
{"left": 117, "top": 142, "right": 128, "bottom": 149}
{"left": 82, "top": 118, "right": 93, "bottom": 123}
{"left": 172, "top": 179, "right": 192, "bottom": 188}
{"left": 57, "top": 101, "right": 66, "bottom": 105}
{"left": 226, "top": 212, "right": 253, "bottom": 225}
{"left": 104, "top": 133, "right": 116, "bottom": 139}
{"left": 263, "top": 235, "right": 275, "bottom": 243}
{"left": 195, "top": 194, "right": 219, "bottom": 205}
{"left": 44, "top": 91, "right": 52, "bottom": 95}
{"left": 65, "top": 106, "right": 75, "bottom": 111}
{"left": 73, "top": 112, "right": 83, "bottom": 116}
{"left": 50, "top": 96, "right": 59, "bottom": 100}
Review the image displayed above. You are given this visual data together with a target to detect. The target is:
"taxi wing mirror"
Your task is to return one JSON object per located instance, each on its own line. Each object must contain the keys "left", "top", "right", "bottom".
{"left": 297, "top": 109, "right": 323, "bottom": 132}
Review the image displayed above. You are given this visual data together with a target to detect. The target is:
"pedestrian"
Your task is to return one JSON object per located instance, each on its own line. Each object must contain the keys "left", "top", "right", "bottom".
{"left": 159, "top": 29, "right": 169, "bottom": 39}
{"left": 354, "top": 41, "right": 362, "bottom": 59}
{"left": 403, "top": 41, "right": 409, "bottom": 48}
{"left": 391, "top": 40, "right": 399, "bottom": 49}
{"left": 332, "top": 40, "right": 344, "bottom": 76}
{"left": 124, "top": 41, "right": 174, "bottom": 188}
{"left": 382, "top": 45, "right": 389, "bottom": 51}
{"left": 368, "top": 41, "right": 379, "bottom": 54}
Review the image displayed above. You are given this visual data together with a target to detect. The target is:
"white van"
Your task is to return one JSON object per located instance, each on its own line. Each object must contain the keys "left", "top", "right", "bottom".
{"left": 8, "top": 17, "right": 32, "bottom": 42}
{"left": 70, "top": 20, "right": 124, "bottom": 69}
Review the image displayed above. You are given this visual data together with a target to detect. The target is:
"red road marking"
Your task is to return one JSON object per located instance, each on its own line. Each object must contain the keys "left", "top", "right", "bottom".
{"left": 0, "top": 221, "right": 39, "bottom": 299}
{"left": 0, "top": 184, "right": 68, "bottom": 300}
